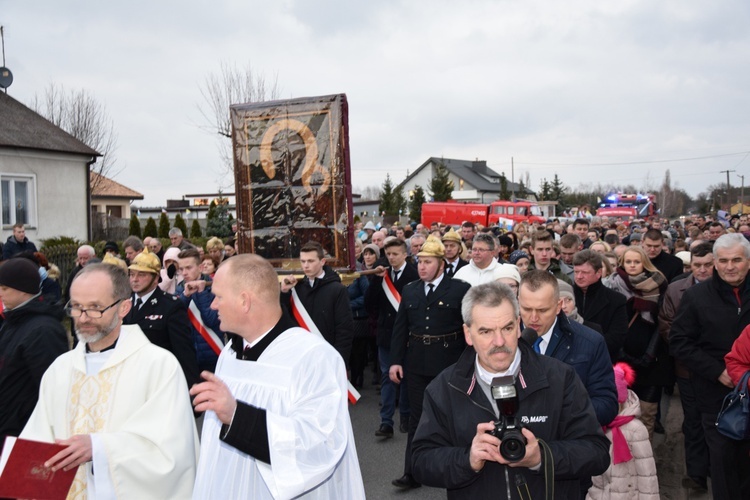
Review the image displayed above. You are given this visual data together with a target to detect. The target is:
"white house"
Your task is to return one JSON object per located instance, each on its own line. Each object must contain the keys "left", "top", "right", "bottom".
{"left": 398, "top": 157, "right": 536, "bottom": 204}
{"left": 90, "top": 172, "right": 144, "bottom": 220}
{"left": 0, "top": 92, "right": 99, "bottom": 242}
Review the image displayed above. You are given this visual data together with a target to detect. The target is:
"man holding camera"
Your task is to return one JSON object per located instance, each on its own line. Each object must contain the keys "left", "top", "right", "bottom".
{"left": 412, "top": 281, "right": 610, "bottom": 499}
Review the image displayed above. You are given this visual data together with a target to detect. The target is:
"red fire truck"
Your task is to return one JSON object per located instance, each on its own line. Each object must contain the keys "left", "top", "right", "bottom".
{"left": 421, "top": 200, "right": 545, "bottom": 229}
{"left": 596, "top": 193, "right": 658, "bottom": 219}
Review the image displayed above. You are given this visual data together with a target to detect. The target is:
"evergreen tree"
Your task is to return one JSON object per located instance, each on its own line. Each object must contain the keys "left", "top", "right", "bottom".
{"left": 550, "top": 174, "right": 566, "bottom": 202}
{"left": 174, "top": 213, "right": 188, "bottom": 236}
{"left": 206, "top": 195, "right": 233, "bottom": 237}
{"left": 517, "top": 179, "right": 526, "bottom": 199}
{"left": 409, "top": 185, "right": 427, "bottom": 222}
{"left": 129, "top": 214, "right": 142, "bottom": 238}
{"left": 379, "top": 174, "right": 396, "bottom": 216}
{"left": 428, "top": 160, "right": 454, "bottom": 201}
{"left": 190, "top": 219, "right": 202, "bottom": 238}
{"left": 393, "top": 184, "right": 407, "bottom": 219}
{"left": 158, "top": 212, "right": 170, "bottom": 238}
{"left": 499, "top": 173, "right": 510, "bottom": 200}
{"left": 539, "top": 178, "right": 552, "bottom": 201}
{"left": 143, "top": 217, "right": 157, "bottom": 238}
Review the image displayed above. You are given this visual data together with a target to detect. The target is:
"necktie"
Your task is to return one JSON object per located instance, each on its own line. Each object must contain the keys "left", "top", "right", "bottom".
{"left": 446, "top": 264, "right": 454, "bottom": 277}
{"left": 133, "top": 297, "right": 143, "bottom": 310}
{"left": 533, "top": 337, "right": 543, "bottom": 354}
{"left": 426, "top": 283, "right": 435, "bottom": 301}
{"left": 309, "top": 278, "right": 315, "bottom": 288}
{"left": 393, "top": 270, "right": 400, "bottom": 282}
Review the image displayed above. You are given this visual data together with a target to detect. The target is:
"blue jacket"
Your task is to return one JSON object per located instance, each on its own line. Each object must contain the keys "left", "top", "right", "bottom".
{"left": 541, "top": 313, "right": 618, "bottom": 426}
{"left": 177, "top": 277, "right": 224, "bottom": 373}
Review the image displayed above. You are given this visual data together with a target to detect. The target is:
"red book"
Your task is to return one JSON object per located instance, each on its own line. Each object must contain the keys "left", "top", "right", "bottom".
{"left": 0, "top": 436, "right": 76, "bottom": 500}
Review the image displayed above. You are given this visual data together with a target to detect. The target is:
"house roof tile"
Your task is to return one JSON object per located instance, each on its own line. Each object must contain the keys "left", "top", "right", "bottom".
{"left": 0, "top": 91, "right": 100, "bottom": 157}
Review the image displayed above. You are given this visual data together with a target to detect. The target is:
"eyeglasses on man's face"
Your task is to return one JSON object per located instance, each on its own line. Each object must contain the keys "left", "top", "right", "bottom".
{"left": 65, "top": 299, "right": 123, "bottom": 318}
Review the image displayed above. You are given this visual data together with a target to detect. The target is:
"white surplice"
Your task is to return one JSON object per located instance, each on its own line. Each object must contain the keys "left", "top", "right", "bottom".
{"left": 21, "top": 325, "right": 199, "bottom": 499}
{"left": 193, "top": 327, "right": 365, "bottom": 500}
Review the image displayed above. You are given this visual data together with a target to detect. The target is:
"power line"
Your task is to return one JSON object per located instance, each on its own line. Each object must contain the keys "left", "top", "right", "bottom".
{"left": 511, "top": 150, "right": 750, "bottom": 168}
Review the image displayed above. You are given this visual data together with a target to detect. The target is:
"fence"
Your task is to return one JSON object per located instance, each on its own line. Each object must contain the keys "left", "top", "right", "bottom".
{"left": 40, "top": 244, "right": 78, "bottom": 295}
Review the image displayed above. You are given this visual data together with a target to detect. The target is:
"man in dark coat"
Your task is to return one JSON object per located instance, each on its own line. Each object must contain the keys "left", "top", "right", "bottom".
{"left": 365, "top": 239, "right": 418, "bottom": 437}
{"left": 519, "top": 270, "right": 617, "bottom": 426}
{"left": 572, "top": 250, "right": 629, "bottom": 360}
{"left": 0, "top": 257, "right": 67, "bottom": 444}
{"left": 124, "top": 249, "right": 199, "bottom": 388}
{"left": 642, "top": 228, "right": 684, "bottom": 282}
{"left": 411, "top": 281, "right": 610, "bottom": 499}
{"left": 280, "top": 241, "right": 354, "bottom": 366}
{"left": 659, "top": 242, "right": 714, "bottom": 490}
{"left": 389, "top": 236, "right": 471, "bottom": 489}
{"left": 442, "top": 228, "right": 468, "bottom": 278}
{"left": 2, "top": 224, "right": 38, "bottom": 260}
{"left": 670, "top": 233, "right": 750, "bottom": 499}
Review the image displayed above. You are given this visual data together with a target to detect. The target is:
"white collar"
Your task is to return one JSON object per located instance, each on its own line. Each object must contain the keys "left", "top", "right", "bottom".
{"left": 135, "top": 287, "right": 157, "bottom": 305}
{"left": 475, "top": 348, "right": 522, "bottom": 386}
{"left": 424, "top": 272, "right": 445, "bottom": 291}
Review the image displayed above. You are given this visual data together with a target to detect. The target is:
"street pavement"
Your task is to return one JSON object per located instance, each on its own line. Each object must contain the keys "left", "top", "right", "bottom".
{"left": 350, "top": 370, "right": 713, "bottom": 499}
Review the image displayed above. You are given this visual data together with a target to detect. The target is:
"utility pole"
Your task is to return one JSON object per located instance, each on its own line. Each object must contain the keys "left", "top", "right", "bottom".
{"left": 738, "top": 173, "right": 746, "bottom": 214}
{"left": 511, "top": 157, "right": 515, "bottom": 200}
{"left": 720, "top": 169, "right": 735, "bottom": 209}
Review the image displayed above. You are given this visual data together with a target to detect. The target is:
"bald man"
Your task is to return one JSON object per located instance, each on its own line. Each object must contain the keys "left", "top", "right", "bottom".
{"left": 191, "top": 255, "right": 365, "bottom": 499}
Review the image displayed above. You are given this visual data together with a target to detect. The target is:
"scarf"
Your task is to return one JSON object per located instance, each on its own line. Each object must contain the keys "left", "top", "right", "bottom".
{"left": 615, "top": 268, "right": 666, "bottom": 324}
{"left": 566, "top": 307, "right": 584, "bottom": 325}
{"left": 603, "top": 415, "right": 636, "bottom": 464}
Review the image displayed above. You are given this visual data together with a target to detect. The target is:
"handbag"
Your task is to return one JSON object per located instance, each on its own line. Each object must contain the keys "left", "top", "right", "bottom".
{"left": 715, "top": 370, "right": 750, "bottom": 440}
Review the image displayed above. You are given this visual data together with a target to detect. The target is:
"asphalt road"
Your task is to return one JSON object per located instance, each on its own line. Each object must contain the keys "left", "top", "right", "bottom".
{"left": 349, "top": 375, "right": 441, "bottom": 499}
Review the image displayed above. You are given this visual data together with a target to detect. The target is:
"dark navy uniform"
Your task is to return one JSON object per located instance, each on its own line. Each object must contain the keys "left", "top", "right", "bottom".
{"left": 123, "top": 287, "right": 200, "bottom": 388}
{"left": 390, "top": 275, "right": 471, "bottom": 483}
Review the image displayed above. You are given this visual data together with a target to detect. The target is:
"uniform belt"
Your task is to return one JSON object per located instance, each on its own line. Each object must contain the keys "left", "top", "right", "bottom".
{"left": 409, "top": 331, "right": 460, "bottom": 345}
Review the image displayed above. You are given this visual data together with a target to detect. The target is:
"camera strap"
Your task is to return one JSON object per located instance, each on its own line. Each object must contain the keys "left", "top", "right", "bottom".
{"left": 538, "top": 439, "right": 555, "bottom": 499}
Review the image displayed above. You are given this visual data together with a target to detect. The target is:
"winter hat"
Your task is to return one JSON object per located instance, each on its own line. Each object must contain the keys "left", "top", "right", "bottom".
{"left": 613, "top": 362, "right": 636, "bottom": 403}
{"left": 0, "top": 258, "right": 42, "bottom": 295}
{"left": 103, "top": 241, "right": 120, "bottom": 254}
{"left": 675, "top": 251, "right": 691, "bottom": 267}
{"left": 362, "top": 243, "right": 380, "bottom": 256}
{"left": 491, "top": 263, "right": 521, "bottom": 284}
{"left": 497, "top": 235, "right": 513, "bottom": 248}
{"left": 557, "top": 280, "right": 574, "bottom": 300}
{"left": 163, "top": 246, "right": 182, "bottom": 265}
{"left": 508, "top": 250, "right": 529, "bottom": 265}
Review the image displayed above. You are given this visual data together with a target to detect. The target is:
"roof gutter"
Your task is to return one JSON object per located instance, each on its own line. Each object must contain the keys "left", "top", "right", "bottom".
{"left": 85, "top": 157, "right": 97, "bottom": 241}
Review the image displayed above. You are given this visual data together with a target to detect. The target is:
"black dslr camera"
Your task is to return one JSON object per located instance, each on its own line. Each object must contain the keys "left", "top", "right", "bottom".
{"left": 487, "top": 375, "right": 527, "bottom": 462}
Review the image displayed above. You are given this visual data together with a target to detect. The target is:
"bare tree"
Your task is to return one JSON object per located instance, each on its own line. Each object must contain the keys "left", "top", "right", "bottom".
{"left": 198, "top": 61, "right": 280, "bottom": 187}
{"left": 30, "top": 83, "right": 120, "bottom": 192}
{"left": 356, "top": 185, "right": 381, "bottom": 200}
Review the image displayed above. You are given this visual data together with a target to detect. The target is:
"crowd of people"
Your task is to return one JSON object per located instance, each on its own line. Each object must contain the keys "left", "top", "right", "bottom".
{"left": 1, "top": 212, "right": 749, "bottom": 498}
{"left": 352, "top": 213, "right": 750, "bottom": 498}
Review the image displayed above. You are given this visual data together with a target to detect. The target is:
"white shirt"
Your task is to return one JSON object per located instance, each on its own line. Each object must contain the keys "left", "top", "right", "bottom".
{"left": 424, "top": 273, "right": 445, "bottom": 295}
{"left": 536, "top": 318, "right": 558, "bottom": 355}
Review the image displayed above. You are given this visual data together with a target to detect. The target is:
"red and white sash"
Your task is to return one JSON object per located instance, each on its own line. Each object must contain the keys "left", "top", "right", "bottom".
{"left": 382, "top": 272, "right": 402, "bottom": 311}
{"left": 290, "top": 288, "right": 361, "bottom": 404}
{"left": 187, "top": 301, "right": 224, "bottom": 355}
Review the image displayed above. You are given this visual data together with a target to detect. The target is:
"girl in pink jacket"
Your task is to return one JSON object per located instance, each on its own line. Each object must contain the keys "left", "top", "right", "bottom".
{"left": 587, "top": 362, "right": 660, "bottom": 500}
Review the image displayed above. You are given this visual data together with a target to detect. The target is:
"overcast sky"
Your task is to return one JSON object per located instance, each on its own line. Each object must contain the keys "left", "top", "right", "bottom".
{"left": 4, "top": 1, "right": 750, "bottom": 207}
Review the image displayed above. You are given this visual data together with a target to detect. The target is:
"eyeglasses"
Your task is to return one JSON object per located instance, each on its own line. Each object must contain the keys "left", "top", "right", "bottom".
{"left": 471, "top": 247, "right": 492, "bottom": 253}
{"left": 65, "top": 299, "right": 123, "bottom": 318}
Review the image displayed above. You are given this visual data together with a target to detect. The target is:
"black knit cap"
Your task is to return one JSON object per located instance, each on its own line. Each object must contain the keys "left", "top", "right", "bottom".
{"left": 0, "top": 257, "right": 41, "bottom": 295}
{"left": 103, "top": 241, "right": 119, "bottom": 253}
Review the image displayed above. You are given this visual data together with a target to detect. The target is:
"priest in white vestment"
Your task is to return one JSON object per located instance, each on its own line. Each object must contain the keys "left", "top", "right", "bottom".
{"left": 21, "top": 263, "right": 199, "bottom": 500}
{"left": 191, "top": 254, "right": 365, "bottom": 500}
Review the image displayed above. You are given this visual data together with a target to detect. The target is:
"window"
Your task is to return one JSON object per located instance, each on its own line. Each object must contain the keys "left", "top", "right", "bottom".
{"left": 1, "top": 175, "right": 36, "bottom": 227}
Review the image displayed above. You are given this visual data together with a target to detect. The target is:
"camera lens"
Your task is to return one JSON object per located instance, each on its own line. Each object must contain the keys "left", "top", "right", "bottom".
{"left": 499, "top": 430, "right": 527, "bottom": 462}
